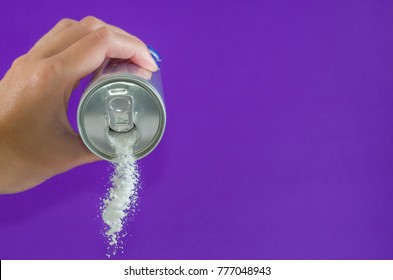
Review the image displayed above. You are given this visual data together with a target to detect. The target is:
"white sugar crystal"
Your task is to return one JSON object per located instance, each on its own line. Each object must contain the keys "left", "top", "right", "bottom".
{"left": 102, "top": 130, "right": 139, "bottom": 257}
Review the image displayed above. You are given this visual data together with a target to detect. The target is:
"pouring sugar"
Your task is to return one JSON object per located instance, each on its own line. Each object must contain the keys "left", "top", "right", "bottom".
{"left": 102, "top": 129, "right": 139, "bottom": 257}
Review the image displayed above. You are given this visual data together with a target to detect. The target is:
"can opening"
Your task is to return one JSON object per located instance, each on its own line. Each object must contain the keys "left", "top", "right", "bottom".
{"left": 106, "top": 95, "right": 134, "bottom": 133}
{"left": 107, "top": 125, "right": 138, "bottom": 149}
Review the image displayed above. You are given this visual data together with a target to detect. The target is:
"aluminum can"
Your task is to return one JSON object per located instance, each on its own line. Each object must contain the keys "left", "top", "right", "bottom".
{"left": 77, "top": 52, "right": 165, "bottom": 161}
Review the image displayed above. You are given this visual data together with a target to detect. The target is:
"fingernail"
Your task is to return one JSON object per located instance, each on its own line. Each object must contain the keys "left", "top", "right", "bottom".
{"left": 147, "top": 45, "right": 161, "bottom": 69}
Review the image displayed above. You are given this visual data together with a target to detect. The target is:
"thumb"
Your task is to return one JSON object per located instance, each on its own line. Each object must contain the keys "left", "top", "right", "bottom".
{"left": 68, "top": 134, "right": 102, "bottom": 166}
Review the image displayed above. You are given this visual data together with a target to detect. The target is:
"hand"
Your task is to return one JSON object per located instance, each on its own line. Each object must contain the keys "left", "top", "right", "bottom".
{"left": 0, "top": 16, "right": 158, "bottom": 194}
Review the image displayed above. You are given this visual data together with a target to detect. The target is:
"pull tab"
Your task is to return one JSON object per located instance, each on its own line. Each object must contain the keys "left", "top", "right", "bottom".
{"left": 106, "top": 89, "right": 134, "bottom": 132}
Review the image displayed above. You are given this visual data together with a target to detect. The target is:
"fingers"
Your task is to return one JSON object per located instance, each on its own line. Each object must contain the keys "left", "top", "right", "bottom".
{"left": 32, "top": 16, "right": 145, "bottom": 58}
{"left": 30, "top": 18, "right": 77, "bottom": 52}
{"left": 57, "top": 26, "right": 157, "bottom": 82}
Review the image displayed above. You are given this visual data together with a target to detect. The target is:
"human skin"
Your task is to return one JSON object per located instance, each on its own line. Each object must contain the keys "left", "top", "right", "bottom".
{"left": 0, "top": 16, "right": 158, "bottom": 194}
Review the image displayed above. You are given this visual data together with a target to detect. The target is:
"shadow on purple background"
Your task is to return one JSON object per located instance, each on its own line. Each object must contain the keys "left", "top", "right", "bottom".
{"left": 0, "top": 0, "right": 393, "bottom": 259}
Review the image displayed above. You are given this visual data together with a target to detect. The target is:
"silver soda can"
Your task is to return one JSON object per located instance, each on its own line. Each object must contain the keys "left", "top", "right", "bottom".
{"left": 77, "top": 51, "right": 165, "bottom": 161}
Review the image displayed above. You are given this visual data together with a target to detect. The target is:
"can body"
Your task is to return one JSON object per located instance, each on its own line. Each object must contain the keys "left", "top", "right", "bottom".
{"left": 77, "top": 59, "right": 166, "bottom": 161}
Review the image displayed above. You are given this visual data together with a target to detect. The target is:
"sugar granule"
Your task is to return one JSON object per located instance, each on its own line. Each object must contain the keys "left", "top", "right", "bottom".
{"left": 102, "top": 130, "right": 139, "bottom": 257}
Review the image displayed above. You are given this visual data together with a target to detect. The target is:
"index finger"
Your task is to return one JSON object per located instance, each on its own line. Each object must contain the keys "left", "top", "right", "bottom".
{"left": 56, "top": 27, "right": 158, "bottom": 82}
{"left": 32, "top": 16, "right": 146, "bottom": 58}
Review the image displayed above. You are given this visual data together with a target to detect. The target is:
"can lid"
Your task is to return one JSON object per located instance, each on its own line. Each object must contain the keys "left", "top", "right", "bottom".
{"left": 78, "top": 75, "right": 166, "bottom": 160}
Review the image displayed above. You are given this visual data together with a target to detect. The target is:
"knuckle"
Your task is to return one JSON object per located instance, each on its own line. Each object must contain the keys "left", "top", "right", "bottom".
{"left": 80, "top": 15, "right": 101, "bottom": 30}
{"left": 93, "top": 26, "right": 113, "bottom": 42}
{"left": 11, "top": 54, "right": 29, "bottom": 68}
{"left": 57, "top": 18, "right": 75, "bottom": 28}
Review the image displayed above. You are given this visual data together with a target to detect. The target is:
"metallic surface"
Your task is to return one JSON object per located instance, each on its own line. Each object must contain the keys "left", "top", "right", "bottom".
{"left": 77, "top": 59, "right": 166, "bottom": 160}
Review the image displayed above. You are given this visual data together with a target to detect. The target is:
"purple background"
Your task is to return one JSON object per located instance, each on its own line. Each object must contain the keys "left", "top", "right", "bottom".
{"left": 1, "top": 0, "right": 393, "bottom": 260}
